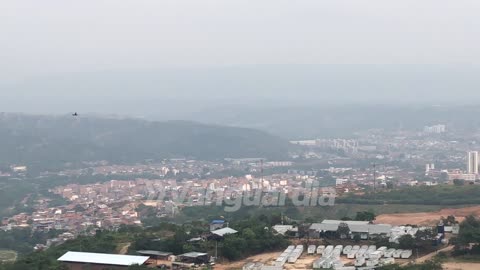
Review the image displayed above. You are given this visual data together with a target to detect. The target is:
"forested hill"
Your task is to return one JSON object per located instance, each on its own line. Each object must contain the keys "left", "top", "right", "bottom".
{"left": 0, "top": 114, "right": 292, "bottom": 168}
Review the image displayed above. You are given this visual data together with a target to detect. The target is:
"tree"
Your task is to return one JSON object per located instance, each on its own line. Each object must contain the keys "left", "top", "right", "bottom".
{"left": 398, "top": 234, "right": 415, "bottom": 249}
{"left": 439, "top": 172, "right": 449, "bottom": 182}
{"left": 242, "top": 228, "right": 256, "bottom": 240}
{"left": 442, "top": 215, "right": 457, "bottom": 225}
{"left": 336, "top": 223, "right": 350, "bottom": 239}
{"left": 355, "top": 211, "right": 376, "bottom": 222}
{"left": 74, "top": 204, "right": 86, "bottom": 212}
{"left": 415, "top": 228, "right": 436, "bottom": 242}
{"left": 128, "top": 265, "right": 150, "bottom": 270}
{"left": 353, "top": 234, "right": 361, "bottom": 243}
{"left": 453, "top": 179, "right": 465, "bottom": 186}
{"left": 453, "top": 215, "right": 480, "bottom": 254}
{"left": 386, "top": 181, "right": 394, "bottom": 189}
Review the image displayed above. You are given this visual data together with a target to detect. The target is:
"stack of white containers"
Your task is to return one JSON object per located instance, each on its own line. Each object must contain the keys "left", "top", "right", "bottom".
{"left": 342, "top": 245, "right": 352, "bottom": 255}
{"left": 322, "top": 245, "right": 334, "bottom": 257}
{"left": 347, "top": 245, "right": 360, "bottom": 259}
{"left": 274, "top": 245, "right": 295, "bottom": 267}
{"left": 287, "top": 245, "right": 304, "bottom": 263}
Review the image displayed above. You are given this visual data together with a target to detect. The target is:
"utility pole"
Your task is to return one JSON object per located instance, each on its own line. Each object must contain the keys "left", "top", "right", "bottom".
{"left": 215, "top": 240, "right": 218, "bottom": 261}
{"left": 260, "top": 159, "right": 264, "bottom": 190}
{"left": 373, "top": 163, "right": 376, "bottom": 200}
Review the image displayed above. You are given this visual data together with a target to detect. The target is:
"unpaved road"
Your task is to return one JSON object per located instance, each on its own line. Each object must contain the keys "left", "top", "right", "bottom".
{"left": 117, "top": 243, "right": 131, "bottom": 255}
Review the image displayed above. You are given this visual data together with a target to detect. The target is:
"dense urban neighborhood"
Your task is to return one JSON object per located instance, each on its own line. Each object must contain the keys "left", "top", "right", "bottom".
{"left": 2, "top": 118, "right": 480, "bottom": 269}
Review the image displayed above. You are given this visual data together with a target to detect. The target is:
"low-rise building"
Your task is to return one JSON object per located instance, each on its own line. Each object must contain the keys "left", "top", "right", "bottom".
{"left": 58, "top": 251, "right": 150, "bottom": 270}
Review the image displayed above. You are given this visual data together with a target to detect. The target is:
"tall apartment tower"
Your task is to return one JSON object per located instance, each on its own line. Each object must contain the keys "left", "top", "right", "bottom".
{"left": 467, "top": 151, "right": 479, "bottom": 174}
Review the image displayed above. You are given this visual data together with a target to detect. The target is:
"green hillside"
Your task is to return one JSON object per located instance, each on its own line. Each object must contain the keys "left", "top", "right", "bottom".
{"left": 0, "top": 114, "right": 293, "bottom": 168}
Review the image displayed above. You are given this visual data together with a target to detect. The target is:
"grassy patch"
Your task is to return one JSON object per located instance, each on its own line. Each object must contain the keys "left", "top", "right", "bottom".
{"left": 446, "top": 255, "right": 480, "bottom": 263}
{"left": 0, "top": 250, "right": 17, "bottom": 262}
{"left": 339, "top": 185, "right": 480, "bottom": 205}
{"left": 176, "top": 203, "right": 471, "bottom": 223}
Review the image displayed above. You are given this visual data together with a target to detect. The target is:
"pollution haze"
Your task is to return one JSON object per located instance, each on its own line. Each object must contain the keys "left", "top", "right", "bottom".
{"left": 2, "top": 1, "right": 480, "bottom": 117}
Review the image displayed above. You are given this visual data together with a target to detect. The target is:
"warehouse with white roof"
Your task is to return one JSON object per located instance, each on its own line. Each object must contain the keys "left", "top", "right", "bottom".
{"left": 309, "top": 220, "right": 393, "bottom": 239}
{"left": 58, "top": 251, "right": 150, "bottom": 270}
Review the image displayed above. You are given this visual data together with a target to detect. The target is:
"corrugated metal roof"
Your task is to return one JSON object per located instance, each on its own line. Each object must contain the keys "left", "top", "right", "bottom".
{"left": 272, "top": 225, "right": 297, "bottom": 235}
{"left": 137, "top": 250, "right": 172, "bottom": 257}
{"left": 211, "top": 220, "right": 225, "bottom": 224}
{"left": 211, "top": 227, "right": 238, "bottom": 236}
{"left": 322, "top": 220, "right": 369, "bottom": 225}
{"left": 58, "top": 251, "right": 150, "bottom": 266}
{"left": 179, "top": 252, "right": 208, "bottom": 258}
{"left": 309, "top": 220, "right": 392, "bottom": 234}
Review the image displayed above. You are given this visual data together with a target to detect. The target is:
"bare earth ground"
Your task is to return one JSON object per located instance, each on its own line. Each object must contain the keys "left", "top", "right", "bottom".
{"left": 216, "top": 253, "right": 377, "bottom": 270}
{"left": 442, "top": 262, "right": 480, "bottom": 270}
{"left": 214, "top": 251, "right": 281, "bottom": 270}
{"left": 216, "top": 253, "right": 349, "bottom": 270}
{"left": 117, "top": 242, "right": 131, "bottom": 255}
{"left": 400, "top": 245, "right": 454, "bottom": 266}
{"left": 375, "top": 205, "right": 480, "bottom": 226}
{"left": 214, "top": 249, "right": 445, "bottom": 270}
{"left": 216, "top": 206, "right": 480, "bottom": 270}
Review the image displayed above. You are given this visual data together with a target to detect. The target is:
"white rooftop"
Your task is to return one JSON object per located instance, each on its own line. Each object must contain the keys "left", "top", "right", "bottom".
{"left": 322, "top": 220, "right": 370, "bottom": 225}
{"left": 211, "top": 227, "right": 238, "bottom": 237}
{"left": 310, "top": 220, "right": 392, "bottom": 234}
{"left": 58, "top": 251, "right": 150, "bottom": 266}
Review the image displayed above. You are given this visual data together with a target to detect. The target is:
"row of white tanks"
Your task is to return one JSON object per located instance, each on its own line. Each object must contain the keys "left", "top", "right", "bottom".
{"left": 315, "top": 244, "right": 412, "bottom": 260}
{"left": 313, "top": 245, "right": 348, "bottom": 269}
{"left": 311, "top": 244, "right": 412, "bottom": 268}
{"left": 273, "top": 244, "right": 412, "bottom": 269}
{"left": 274, "top": 245, "right": 304, "bottom": 266}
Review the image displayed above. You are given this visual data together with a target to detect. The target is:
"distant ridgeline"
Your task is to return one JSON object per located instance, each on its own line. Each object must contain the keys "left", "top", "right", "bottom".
{"left": 0, "top": 114, "right": 293, "bottom": 168}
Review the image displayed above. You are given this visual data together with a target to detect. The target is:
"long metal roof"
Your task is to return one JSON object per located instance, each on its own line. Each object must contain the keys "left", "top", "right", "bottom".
{"left": 310, "top": 220, "right": 392, "bottom": 234}
{"left": 58, "top": 251, "right": 150, "bottom": 266}
{"left": 211, "top": 227, "right": 238, "bottom": 237}
{"left": 137, "top": 250, "right": 173, "bottom": 257}
{"left": 179, "top": 252, "right": 208, "bottom": 258}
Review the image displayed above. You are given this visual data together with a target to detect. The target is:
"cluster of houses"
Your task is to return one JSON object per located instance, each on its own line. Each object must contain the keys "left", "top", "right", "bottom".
{"left": 55, "top": 219, "right": 237, "bottom": 270}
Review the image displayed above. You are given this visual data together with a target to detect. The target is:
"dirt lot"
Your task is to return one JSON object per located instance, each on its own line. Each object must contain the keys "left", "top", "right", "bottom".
{"left": 214, "top": 251, "right": 281, "bottom": 270}
{"left": 283, "top": 255, "right": 316, "bottom": 270}
{"left": 443, "top": 262, "right": 480, "bottom": 270}
{"left": 216, "top": 253, "right": 357, "bottom": 270}
{"left": 375, "top": 205, "right": 480, "bottom": 226}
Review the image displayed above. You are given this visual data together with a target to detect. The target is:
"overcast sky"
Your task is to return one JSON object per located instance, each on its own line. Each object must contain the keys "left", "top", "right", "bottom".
{"left": 2, "top": 0, "right": 479, "bottom": 81}
{"left": 0, "top": 0, "right": 480, "bottom": 110}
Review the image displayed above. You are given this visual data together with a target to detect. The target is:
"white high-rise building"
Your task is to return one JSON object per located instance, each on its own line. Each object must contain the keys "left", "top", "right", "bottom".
{"left": 467, "top": 151, "right": 479, "bottom": 174}
{"left": 424, "top": 124, "right": 446, "bottom": 134}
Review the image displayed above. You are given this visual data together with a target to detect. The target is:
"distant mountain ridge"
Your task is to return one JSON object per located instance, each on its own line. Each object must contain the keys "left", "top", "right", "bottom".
{"left": 0, "top": 114, "right": 292, "bottom": 168}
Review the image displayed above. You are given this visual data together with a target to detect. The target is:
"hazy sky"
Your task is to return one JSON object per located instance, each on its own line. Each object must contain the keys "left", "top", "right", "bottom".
{"left": 2, "top": 0, "right": 480, "bottom": 82}
{"left": 2, "top": 0, "right": 480, "bottom": 115}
